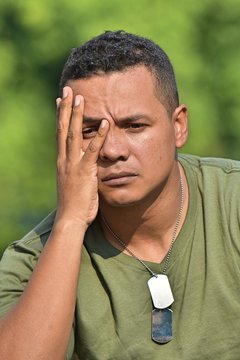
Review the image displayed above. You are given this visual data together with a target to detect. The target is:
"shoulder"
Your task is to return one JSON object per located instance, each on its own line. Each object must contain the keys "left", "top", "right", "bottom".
{"left": 179, "top": 153, "right": 240, "bottom": 175}
{"left": 179, "top": 153, "right": 240, "bottom": 189}
{"left": 179, "top": 153, "right": 240, "bottom": 218}
{"left": 1, "top": 209, "right": 56, "bottom": 264}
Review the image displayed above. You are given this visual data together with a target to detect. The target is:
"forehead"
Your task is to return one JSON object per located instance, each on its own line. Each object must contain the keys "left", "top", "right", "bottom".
{"left": 67, "top": 65, "right": 158, "bottom": 97}
{"left": 67, "top": 66, "right": 167, "bottom": 119}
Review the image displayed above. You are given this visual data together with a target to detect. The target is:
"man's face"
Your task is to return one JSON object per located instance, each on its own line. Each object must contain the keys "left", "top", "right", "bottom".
{"left": 67, "top": 66, "right": 187, "bottom": 207}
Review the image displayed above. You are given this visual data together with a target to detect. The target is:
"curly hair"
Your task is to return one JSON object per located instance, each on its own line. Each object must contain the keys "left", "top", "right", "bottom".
{"left": 60, "top": 30, "right": 179, "bottom": 116}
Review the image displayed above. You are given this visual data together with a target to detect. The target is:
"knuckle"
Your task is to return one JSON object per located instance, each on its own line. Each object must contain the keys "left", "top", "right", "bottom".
{"left": 72, "top": 104, "right": 82, "bottom": 114}
{"left": 67, "top": 130, "right": 75, "bottom": 140}
{"left": 97, "top": 128, "right": 105, "bottom": 137}
{"left": 56, "top": 119, "right": 68, "bottom": 132}
{"left": 88, "top": 141, "right": 97, "bottom": 153}
{"left": 97, "top": 124, "right": 108, "bottom": 137}
{"left": 56, "top": 127, "right": 64, "bottom": 138}
{"left": 57, "top": 121, "right": 65, "bottom": 130}
{"left": 65, "top": 161, "right": 79, "bottom": 175}
{"left": 59, "top": 100, "right": 70, "bottom": 110}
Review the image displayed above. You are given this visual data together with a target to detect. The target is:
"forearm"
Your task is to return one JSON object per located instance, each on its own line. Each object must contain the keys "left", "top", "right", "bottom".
{"left": 0, "top": 219, "right": 86, "bottom": 360}
{"left": 0, "top": 86, "right": 109, "bottom": 359}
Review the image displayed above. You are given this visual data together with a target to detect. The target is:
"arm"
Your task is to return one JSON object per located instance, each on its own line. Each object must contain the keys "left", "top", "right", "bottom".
{"left": 0, "top": 86, "right": 109, "bottom": 360}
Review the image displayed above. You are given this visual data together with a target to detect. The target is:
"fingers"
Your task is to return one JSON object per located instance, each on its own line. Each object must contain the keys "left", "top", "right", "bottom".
{"left": 56, "top": 87, "right": 74, "bottom": 159}
{"left": 83, "top": 119, "right": 109, "bottom": 163}
{"left": 67, "top": 95, "right": 84, "bottom": 159}
{"left": 56, "top": 86, "right": 109, "bottom": 166}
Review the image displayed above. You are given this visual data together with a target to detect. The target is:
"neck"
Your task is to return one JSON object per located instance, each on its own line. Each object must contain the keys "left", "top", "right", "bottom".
{"left": 99, "top": 162, "right": 189, "bottom": 263}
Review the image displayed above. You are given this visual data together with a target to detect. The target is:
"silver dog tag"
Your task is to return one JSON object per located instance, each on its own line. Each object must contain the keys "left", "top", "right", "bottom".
{"left": 148, "top": 274, "right": 174, "bottom": 309}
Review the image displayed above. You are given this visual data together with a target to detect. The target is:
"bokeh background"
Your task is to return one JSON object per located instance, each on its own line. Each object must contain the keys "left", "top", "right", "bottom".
{"left": 1, "top": 0, "right": 240, "bottom": 257}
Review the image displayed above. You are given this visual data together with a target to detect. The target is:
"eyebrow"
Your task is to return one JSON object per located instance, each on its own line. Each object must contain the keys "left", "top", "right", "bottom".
{"left": 83, "top": 114, "right": 149, "bottom": 124}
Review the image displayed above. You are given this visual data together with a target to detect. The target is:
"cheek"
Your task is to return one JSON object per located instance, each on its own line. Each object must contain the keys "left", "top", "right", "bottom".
{"left": 135, "top": 138, "right": 161, "bottom": 169}
{"left": 138, "top": 133, "right": 175, "bottom": 167}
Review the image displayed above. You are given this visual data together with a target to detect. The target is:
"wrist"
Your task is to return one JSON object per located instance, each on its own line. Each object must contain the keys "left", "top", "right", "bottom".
{"left": 52, "top": 216, "right": 88, "bottom": 240}
{"left": 54, "top": 211, "right": 89, "bottom": 229}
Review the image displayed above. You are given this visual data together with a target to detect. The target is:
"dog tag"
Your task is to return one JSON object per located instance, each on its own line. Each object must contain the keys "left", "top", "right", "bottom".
{"left": 152, "top": 308, "right": 173, "bottom": 344}
{"left": 148, "top": 274, "right": 174, "bottom": 309}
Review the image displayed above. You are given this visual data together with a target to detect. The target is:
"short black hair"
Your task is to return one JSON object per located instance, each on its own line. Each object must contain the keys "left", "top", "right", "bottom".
{"left": 60, "top": 30, "right": 179, "bottom": 116}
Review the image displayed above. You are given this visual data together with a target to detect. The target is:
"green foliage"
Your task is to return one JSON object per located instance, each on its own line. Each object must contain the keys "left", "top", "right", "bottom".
{"left": 1, "top": 0, "right": 240, "bottom": 256}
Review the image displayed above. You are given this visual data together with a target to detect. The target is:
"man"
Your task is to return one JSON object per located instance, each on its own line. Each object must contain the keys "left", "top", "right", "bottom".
{"left": 0, "top": 30, "right": 240, "bottom": 360}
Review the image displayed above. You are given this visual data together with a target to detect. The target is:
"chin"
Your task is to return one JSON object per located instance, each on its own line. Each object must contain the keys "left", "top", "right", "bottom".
{"left": 99, "top": 185, "right": 163, "bottom": 209}
{"left": 99, "top": 192, "right": 143, "bottom": 208}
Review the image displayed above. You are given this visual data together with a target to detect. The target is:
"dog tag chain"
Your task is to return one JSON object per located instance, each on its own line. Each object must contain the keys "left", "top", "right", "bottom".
{"left": 101, "top": 170, "right": 184, "bottom": 344}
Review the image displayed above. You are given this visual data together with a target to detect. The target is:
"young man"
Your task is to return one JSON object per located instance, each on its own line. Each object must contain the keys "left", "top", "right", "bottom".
{"left": 0, "top": 31, "right": 240, "bottom": 360}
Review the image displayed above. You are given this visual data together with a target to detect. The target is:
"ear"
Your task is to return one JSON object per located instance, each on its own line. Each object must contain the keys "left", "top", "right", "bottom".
{"left": 172, "top": 104, "right": 188, "bottom": 148}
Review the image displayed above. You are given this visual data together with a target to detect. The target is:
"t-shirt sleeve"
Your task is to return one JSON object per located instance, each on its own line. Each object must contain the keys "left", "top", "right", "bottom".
{"left": 0, "top": 211, "right": 56, "bottom": 317}
{"left": 0, "top": 239, "right": 39, "bottom": 318}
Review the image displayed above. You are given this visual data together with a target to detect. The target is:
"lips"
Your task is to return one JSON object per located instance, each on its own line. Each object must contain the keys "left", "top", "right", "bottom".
{"left": 102, "top": 171, "right": 137, "bottom": 185}
{"left": 102, "top": 171, "right": 136, "bottom": 181}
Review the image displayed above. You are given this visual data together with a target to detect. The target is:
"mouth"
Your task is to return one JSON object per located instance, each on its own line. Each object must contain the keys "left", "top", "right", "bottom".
{"left": 102, "top": 172, "right": 137, "bottom": 186}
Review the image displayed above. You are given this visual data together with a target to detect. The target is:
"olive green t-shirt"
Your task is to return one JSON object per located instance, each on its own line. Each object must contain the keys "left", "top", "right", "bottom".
{"left": 1, "top": 154, "right": 240, "bottom": 359}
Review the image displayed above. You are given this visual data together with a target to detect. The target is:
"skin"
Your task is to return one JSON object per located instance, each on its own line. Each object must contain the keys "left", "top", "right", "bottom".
{"left": 0, "top": 65, "right": 188, "bottom": 359}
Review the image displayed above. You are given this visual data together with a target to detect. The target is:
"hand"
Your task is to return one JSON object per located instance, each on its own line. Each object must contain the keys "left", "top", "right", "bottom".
{"left": 55, "top": 86, "right": 109, "bottom": 227}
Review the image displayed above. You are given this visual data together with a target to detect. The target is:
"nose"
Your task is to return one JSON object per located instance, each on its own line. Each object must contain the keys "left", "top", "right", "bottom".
{"left": 99, "top": 127, "right": 130, "bottom": 162}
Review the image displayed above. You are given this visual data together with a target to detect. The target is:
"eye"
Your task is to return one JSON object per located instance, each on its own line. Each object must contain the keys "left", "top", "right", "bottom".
{"left": 127, "top": 123, "right": 146, "bottom": 131}
{"left": 82, "top": 127, "right": 99, "bottom": 139}
{"left": 130, "top": 123, "right": 144, "bottom": 128}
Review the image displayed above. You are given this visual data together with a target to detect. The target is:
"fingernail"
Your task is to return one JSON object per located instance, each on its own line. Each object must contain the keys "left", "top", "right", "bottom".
{"left": 63, "top": 87, "right": 68, "bottom": 99}
{"left": 56, "top": 98, "right": 61, "bottom": 109}
{"left": 74, "top": 96, "right": 81, "bottom": 107}
{"left": 100, "top": 119, "right": 108, "bottom": 128}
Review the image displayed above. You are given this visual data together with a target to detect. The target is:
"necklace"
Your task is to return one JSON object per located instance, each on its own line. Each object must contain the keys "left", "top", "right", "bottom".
{"left": 101, "top": 170, "right": 184, "bottom": 344}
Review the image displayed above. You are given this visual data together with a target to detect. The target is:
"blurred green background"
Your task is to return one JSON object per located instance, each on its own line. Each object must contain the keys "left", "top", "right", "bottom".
{"left": 1, "top": 0, "right": 240, "bottom": 257}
